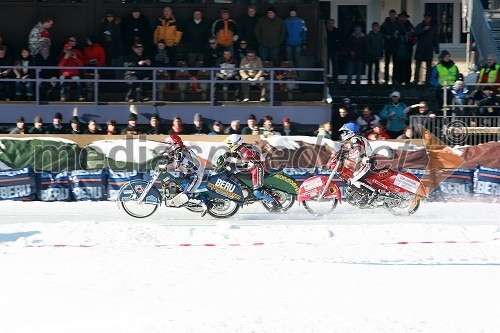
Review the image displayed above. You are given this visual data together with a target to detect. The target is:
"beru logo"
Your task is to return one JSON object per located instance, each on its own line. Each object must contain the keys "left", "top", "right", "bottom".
{"left": 214, "top": 178, "right": 235, "bottom": 192}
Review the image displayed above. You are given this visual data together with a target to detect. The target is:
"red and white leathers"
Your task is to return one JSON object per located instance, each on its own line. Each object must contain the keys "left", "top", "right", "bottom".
{"left": 341, "top": 134, "right": 374, "bottom": 189}
{"left": 226, "top": 143, "right": 265, "bottom": 189}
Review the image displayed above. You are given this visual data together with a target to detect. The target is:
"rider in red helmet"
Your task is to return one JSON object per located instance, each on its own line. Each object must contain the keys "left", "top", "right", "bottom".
{"left": 338, "top": 123, "right": 375, "bottom": 192}
{"left": 159, "top": 134, "right": 204, "bottom": 207}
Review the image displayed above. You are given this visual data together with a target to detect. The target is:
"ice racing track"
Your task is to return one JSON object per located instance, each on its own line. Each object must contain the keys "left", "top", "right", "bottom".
{"left": 0, "top": 200, "right": 499, "bottom": 333}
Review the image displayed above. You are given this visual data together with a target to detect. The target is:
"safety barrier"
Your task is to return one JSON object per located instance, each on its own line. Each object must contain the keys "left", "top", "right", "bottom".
{"left": 0, "top": 65, "right": 325, "bottom": 106}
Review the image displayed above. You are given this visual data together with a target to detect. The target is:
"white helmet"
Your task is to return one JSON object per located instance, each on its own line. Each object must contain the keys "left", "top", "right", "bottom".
{"left": 225, "top": 134, "right": 242, "bottom": 152}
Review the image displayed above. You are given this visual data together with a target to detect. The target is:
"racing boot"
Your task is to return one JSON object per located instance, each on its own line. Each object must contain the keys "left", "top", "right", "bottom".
{"left": 168, "top": 193, "right": 189, "bottom": 207}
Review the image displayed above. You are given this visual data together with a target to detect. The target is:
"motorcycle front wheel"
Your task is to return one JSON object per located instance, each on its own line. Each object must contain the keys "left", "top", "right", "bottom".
{"left": 384, "top": 193, "right": 421, "bottom": 216}
{"left": 301, "top": 196, "right": 338, "bottom": 217}
{"left": 261, "top": 189, "right": 296, "bottom": 212}
{"left": 207, "top": 198, "right": 240, "bottom": 218}
{"left": 121, "top": 199, "right": 160, "bottom": 218}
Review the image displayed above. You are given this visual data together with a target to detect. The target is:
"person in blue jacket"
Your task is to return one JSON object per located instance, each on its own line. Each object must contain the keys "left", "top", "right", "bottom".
{"left": 379, "top": 91, "right": 408, "bottom": 138}
{"left": 284, "top": 6, "right": 307, "bottom": 69}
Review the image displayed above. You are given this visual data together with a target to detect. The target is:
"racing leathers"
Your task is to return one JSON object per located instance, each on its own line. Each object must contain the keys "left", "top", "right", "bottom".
{"left": 159, "top": 146, "right": 204, "bottom": 206}
{"left": 340, "top": 134, "right": 375, "bottom": 191}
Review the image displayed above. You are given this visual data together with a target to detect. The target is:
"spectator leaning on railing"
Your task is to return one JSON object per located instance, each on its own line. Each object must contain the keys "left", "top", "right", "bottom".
{"left": 403, "top": 100, "right": 436, "bottom": 137}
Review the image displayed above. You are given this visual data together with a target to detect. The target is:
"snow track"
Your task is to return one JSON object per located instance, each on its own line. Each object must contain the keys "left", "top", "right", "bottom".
{"left": 1, "top": 201, "right": 499, "bottom": 332}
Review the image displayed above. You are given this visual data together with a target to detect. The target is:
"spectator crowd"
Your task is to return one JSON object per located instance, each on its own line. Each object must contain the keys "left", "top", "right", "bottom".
{"left": 0, "top": 5, "right": 307, "bottom": 103}
{"left": 1, "top": 5, "right": 499, "bottom": 139}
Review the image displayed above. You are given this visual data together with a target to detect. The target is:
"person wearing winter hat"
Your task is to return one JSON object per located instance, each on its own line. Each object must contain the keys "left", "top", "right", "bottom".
{"left": 9, "top": 116, "right": 26, "bottom": 134}
{"left": 146, "top": 113, "right": 164, "bottom": 134}
{"left": 191, "top": 113, "right": 210, "bottom": 135}
{"left": 379, "top": 91, "right": 408, "bottom": 138}
{"left": 121, "top": 105, "right": 143, "bottom": 135}
{"left": 208, "top": 120, "right": 225, "bottom": 135}
{"left": 46, "top": 112, "right": 66, "bottom": 134}
{"left": 281, "top": 117, "right": 296, "bottom": 136}
{"left": 284, "top": 6, "right": 307, "bottom": 69}
{"left": 28, "top": 116, "right": 45, "bottom": 134}
{"left": 431, "top": 49, "right": 460, "bottom": 109}
{"left": 241, "top": 113, "right": 259, "bottom": 135}
{"left": 255, "top": 6, "right": 285, "bottom": 66}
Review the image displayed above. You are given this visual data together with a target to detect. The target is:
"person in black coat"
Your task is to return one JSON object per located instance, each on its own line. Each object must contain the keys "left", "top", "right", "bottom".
{"left": 413, "top": 12, "right": 439, "bottom": 84}
{"left": 325, "top": 19, "right": 341, "bottom": 83}
{"left": 238, "top": 5, "right": 259, "bottom": 51}
{"left": 123, "top": 43, "right": 151, "bottom": 102}
{"left": 121, "top": 7, "right": 153, "bottom": 55}
{"left": 185, "top": 9, "right": 211, "bottom": 67}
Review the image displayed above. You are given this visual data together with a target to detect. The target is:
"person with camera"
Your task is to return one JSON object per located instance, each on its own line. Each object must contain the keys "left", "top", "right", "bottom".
{"left": 241, "top": 113, "right": 260, "bottom": 135}
{"left": 58, "top": 41, "right": 84, "bottom": 102}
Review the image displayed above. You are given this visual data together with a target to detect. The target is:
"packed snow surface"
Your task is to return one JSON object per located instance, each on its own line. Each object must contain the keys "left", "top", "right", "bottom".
{"left": 1, "top": 201, "right": 499, "bottom": 333}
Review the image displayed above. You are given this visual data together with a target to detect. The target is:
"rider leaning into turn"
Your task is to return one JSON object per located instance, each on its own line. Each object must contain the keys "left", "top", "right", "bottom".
{"left": 222, "top": 134, "right": 274, "bottom": 202}
{"left": 338, "top": 123, "right": 376, "bottom": 193}
{"left": 158, "top": 134, "right": 204, "bottom": 207}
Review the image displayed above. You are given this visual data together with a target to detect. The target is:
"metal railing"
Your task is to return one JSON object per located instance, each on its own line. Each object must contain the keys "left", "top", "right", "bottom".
{"left": 469, "top": 0, "right": 500, "bottom": 68}
{"left": 0, "top": 65, "right": 325, "bottom": 106}
{"left": 409, "top": 115, "right": 500, "bottom": 145}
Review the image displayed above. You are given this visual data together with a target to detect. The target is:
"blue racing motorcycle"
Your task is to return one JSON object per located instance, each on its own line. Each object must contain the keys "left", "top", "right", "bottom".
{"left": 116, "top": 162, "right": 245, "bottom": 219}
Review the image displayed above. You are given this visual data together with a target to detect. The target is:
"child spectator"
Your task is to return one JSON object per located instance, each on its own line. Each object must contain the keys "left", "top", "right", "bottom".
{"left": 451, "top": 78, "right": 470, "bottom": 115}
{"left": 367, "top": 121, "right": 391, "bottom": 140}
{"left": 317, "top": 121, "right": 333, "bottom": 139}
{"left": 396, "top": 126, "right": 414, "bottom": 139}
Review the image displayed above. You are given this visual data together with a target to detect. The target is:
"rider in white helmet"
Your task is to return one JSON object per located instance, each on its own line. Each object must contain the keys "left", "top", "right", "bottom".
{"left": 159, "top": 134, "right": 204, "bottom": 207}
{"left": 222, "top": 134, "right": 273, "bottom": 202}
{"left": 338, "top": 123, "right": 375, "bottom": 192}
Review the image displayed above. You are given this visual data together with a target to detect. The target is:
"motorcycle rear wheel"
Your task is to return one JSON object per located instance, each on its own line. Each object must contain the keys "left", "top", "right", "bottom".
{"left": 302, "top": 196, "right": 338, "bottom": 217}
{"left": 384, "top": 193, "right": 421, "bottom": 215}
{"left": 207, "top": 198, "right": 240, "bottom": 218}
{"left": 261, "top": 189, "right": 295, "bottom": 212}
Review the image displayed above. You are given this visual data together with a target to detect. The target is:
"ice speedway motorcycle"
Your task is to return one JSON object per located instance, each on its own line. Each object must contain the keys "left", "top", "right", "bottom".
{"left": 116, "top": 162, "right": 245, "bottom": 219}
{"left": 214, "top": 155, "right": 299, "bottom": 212}
{"left": 297, "top": 150, "right": 427, "bottom": 216}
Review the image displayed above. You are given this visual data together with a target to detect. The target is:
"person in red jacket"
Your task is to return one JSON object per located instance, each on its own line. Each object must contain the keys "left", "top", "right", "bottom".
{"left": 58, "top": 42, "right": 84, "bottom": 101}
{"left": 83, "top": 35, "right": 106, "bottom": 101}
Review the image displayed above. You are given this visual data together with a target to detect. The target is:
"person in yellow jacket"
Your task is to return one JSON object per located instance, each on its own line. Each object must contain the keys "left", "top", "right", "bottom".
{"left": 476, "top": 54, "right": 500, "bottom": 93}
{"left": 212, "top": 9, "right": 239, "bottom": 53}
{"left": 430, "top": 50, "right": 460, "bottom": 109}
{"left": 154, "top": 6, "right": 182, "bottom": 66}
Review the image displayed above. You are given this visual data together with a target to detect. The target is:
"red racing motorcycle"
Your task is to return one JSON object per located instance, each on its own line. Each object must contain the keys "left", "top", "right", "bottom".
{"left": 298, "top": 151, "right": 427, "bottom": 216}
